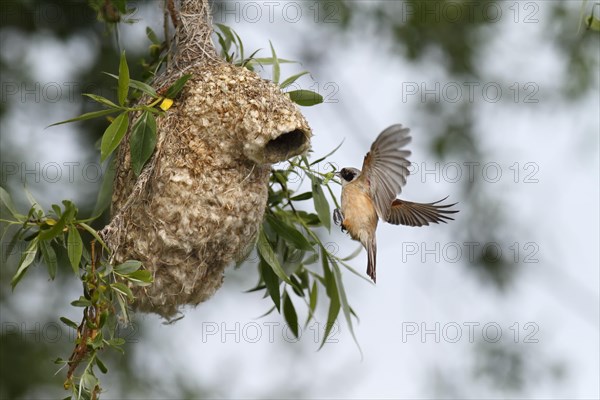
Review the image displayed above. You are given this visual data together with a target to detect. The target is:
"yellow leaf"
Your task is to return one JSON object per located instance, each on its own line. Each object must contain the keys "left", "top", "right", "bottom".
{"left": 159, "top": 98, "right": 173, "bottom": 111}
{"left": 45, "top": 218, "right": 57, "bottom": 226}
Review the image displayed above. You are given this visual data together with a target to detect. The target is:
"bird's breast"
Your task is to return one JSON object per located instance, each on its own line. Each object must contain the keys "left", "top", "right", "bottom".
{"left": 341, "top": 183, "right": 378, "bottom": 243}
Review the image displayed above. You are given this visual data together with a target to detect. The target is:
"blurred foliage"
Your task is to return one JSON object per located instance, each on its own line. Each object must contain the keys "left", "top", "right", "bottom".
{"left": 1, "top": 0, "right": 598, "bottom": 398}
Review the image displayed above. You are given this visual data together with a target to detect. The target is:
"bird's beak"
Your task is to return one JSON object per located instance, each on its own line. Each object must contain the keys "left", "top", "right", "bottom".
{"left": 334, "top": 171, "right": 342, "bottom": 179}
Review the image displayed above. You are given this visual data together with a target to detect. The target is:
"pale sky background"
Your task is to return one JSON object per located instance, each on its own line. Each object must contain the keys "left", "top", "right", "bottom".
{"left": 1, "top": 1, "right": 598, "bottom": 399}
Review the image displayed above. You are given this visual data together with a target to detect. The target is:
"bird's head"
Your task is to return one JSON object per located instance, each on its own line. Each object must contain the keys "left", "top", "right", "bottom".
{"left": 335, "top": 167, "right": 361, "bottom": 186}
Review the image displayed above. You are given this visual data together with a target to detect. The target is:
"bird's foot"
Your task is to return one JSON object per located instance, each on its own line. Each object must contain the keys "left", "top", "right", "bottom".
{"left": 333, "top": 208, "right": 346, "bottom": 232}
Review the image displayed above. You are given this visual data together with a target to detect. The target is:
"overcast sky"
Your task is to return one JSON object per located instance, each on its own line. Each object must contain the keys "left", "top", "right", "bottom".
{"left": 1, "top": 1, "right": 598, "bottom": 398}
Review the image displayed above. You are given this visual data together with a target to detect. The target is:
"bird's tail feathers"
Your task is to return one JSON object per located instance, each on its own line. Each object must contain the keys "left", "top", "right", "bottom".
{"left": 366, "top": 237, "right": 377, "bottom": 283}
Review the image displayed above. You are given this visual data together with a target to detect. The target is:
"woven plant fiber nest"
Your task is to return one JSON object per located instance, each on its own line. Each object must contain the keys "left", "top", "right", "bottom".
{"left": 102, "top": 0, "right": 312, "bottom": 318}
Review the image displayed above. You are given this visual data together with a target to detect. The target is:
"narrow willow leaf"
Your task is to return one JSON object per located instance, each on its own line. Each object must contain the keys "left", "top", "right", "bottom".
{"left": 287, "top": 90, "right": 323, "bottom": 106}
{"left": 59, "top": 317, "right": 79, "bottom": 330}
{"left": 118, "top": 51, "right": 130, "bottom": 106}
{"left": 280, "top": 71, "right": 309, "bottom": 89}
{"left": 250, "top": 57, "right": 297, "bottom": 65}
{"left": 0, "top": 186, "right": 20, "bottom": 217}
{"left": 2, "top": 227, "right": 21, "bottom": 263}
{"left": 290, "top": 192, "right": 313, "bottom": 201}
{"left": 269, "top": 41, "right": 280, "bottom": 85}
{"left": 146, "top": 26, "right": 160, "bottom": 44}
{"left": 95, "top": 357, "right": 108, "bottom": 374}
{"left": 24, "top": 186, "right": 44, "bottom": 216}
{"left": 46, "top": 108, "right": 121, "bottom": 127}
{"left": 82, "top": 93, "right": 119, "bottom": 108}
{"left": 306, "top": 280, "right": 318, "bottom": 327}
{"left": 266, "top": 214, "right": 313, "bottom": 251}
{"left": 126, "top": 270, "right": 153, "bottom": 286}
{"left": 91, "top": 157, "right": 116, "bottom": 218}
{"left": 130, "top": 111, "right": 157, "bottom": 176}
{"left": 111, "top": 282, "right": 134, "bottom": 301}
{"left": 71, "top": 297, "right": 92, "bottom": 307}
{"left": 260, "top": 259, "right": 281, "bottom": 312}
{"left": 11, "top": 237, "right": 38, "bottom": 289}
{"left": 78, "top": 222, "right": 109, "bottom": 251}
{"left": 232, "top": 29, "right": 245, "bottom": 61}
{"left": 332, "top": 260, "right": 362, "bottom": 355}
{"left": 310, "top": 139, "right": 345, "bottom": 166}
{"left": 311, "top": 177, "right": 331, "bottom": 231}
{"left": 165, "top": 74, "right": 192, "bottom": 99}
{"left": 100, "top": 112, "right": 129, "bottom": 162}
{"left": 114, "top": 260, "right": 142, "bottom": 275}
{"left": 103, "top": 72, "right": 158, "bottom": 97}
{"left": 320, "top": 290, "right": 340, "bottom": 349}
{"left": 39, "top": 239, "right": 58, "bottom": 279}
{"left": 256, "top": 229, "right": 293, "bottom": 285}
{"left": 67, "top": 225, "right": 83, "bottom": 274}
{"left": 282, "top": 291, "right": 299, "bottom": 338}
{"left": 215, "top": 23, "right": 235, "bottom": 50}
{"left": 38, "top": 201, "right": 75, "bottom": 241}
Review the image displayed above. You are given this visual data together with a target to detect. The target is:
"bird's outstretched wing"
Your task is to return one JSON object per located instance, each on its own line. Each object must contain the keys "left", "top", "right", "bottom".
{"left": 359, "top": 124, "right": 412, "bottom": 219}
{"left": 385, "top": 197, "right": 459, "bottom": 227}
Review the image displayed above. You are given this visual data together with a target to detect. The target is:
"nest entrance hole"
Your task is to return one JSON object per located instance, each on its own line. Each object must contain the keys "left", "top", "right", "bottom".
{"left": 264, "top": 129, "right": 309, "bottom": 163}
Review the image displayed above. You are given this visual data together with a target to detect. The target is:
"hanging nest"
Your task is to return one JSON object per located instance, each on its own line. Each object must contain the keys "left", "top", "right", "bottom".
{"left": 101, "top": 0, "right": 312, "bottom": 318}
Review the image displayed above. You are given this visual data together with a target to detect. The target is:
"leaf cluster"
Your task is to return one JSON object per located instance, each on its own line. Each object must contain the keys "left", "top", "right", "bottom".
{"left": 1, "top": 187, "right": 152, "bottom": 399}
{"left": 249, "top": 154, "right": 364, "bottom": 350}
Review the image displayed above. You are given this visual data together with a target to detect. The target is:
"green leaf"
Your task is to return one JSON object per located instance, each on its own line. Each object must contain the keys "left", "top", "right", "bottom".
{"left": 165, "top": 74, "right": 192, "bottom": 99}
{"left": 310, "top": 139, "right": 345, "bottom": 166}
{"left": 130, "top": 111, "right": 157, "bottom": 176}
{"left": 79, "top": 222, "right": 109, "bottom": 251}
{"left": 111, "top": 282, "right": 134, "bottom": 301}
{"left": 311, "top": 177, "right": 331, "bottom": 231}
{"left": 67, "top": 225, "right": 83, "bottom": 274}
{"left": 259, "top": 259, "right": 281, "bottom": 312}
{"left": 39, "top": 239, "right": 57, "bottom": 280}
{"left": 0, "top": 186, "right": 20, "bottom": 217}
{"left": 146, "top": 26, "right": 160, "bottom": 44}
{"left": 282, "top": 291, "right": 299, "bottom": 338}
{"left": 306, "top": 280, "right": 318, "bottom": 326}
{"left": 256, "top": 229, "right": 294, "bottom": 286}
{"left": 250, "top": 57, "right": 297, "bottom": 65}
{"left": 71, "top": 296, "right": 92, "bottom": 307}
{"left": 100, "top": 112, "right": 129, "bottom": 162}
{"left": 266, "top": 214, "right": 313, "bottom": 251}
{"left": 2, "top": 227, "right": 22, "bottom": 263}
{"left": 60, "top": 317, "right": 79, "bottom": 330}
{"left": 287, "top": 90, "right": 323, "bottom": 107}
{"left": 46, "top": 108, "right": 121, "bottom": 127}
{"left": 23, "top": 186, "right": 44, "bottom": 216}
{"left": 91, "top": 157, "right": 116, "bottom": 218}
{"left": 96, "top": 357, "right": 108, "bottom": 374}
{"left": 118, "top": 51, "right": 130, "bottom": 106}
{"left": 82, "top": 93, "right": 119, "bottom": 108}
{"left": 38, "top": 200, "right": 76, "bottom": 241}
{"left": 332, "top": 260, "right": 362, "bottom": 355}
{"left": 103, "top": 72, "right": 159, "bottom": 97}
{"left": 215, "top": 23, "right": 235, "bottom": 51}
{"left": 114, "top": 260, "right": 142, "bottom": 275}
{"left": 125, "top": 270, "right": 153, "bottom": 286}
{"left": 319, "top": 252, "right": 340, "bottom": 349}
{"left": 587, "top": 15, "right": 600, "bottom": 31}
{"left": 280, "top": 71, "right": 309, "bottom": 89}
{"left": 11, "top": 237, "right": 38, "bottom": 289}
{"left": 269, "top": 41, "right": 280, "bottom": 85}
{"left": 290, "top": 191, "right": 313, "bottom": 201}
{"left": 81, "top": 371, "right": 98, "bottom": 391}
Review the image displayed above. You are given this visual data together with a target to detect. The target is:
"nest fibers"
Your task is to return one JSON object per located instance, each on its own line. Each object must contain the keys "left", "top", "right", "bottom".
{"left": 104, "top": 60, "right": 312, "bottom": 318}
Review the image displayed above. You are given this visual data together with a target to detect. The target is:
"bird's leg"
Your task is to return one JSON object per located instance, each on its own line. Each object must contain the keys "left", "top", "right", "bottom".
{"left": 333, "top": 208, "right": 347, "bottom": 232}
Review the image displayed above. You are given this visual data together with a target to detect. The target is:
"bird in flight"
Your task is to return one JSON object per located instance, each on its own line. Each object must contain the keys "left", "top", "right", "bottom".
{"left": 334, "top": 124, "right": 458, "bottom": 283}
